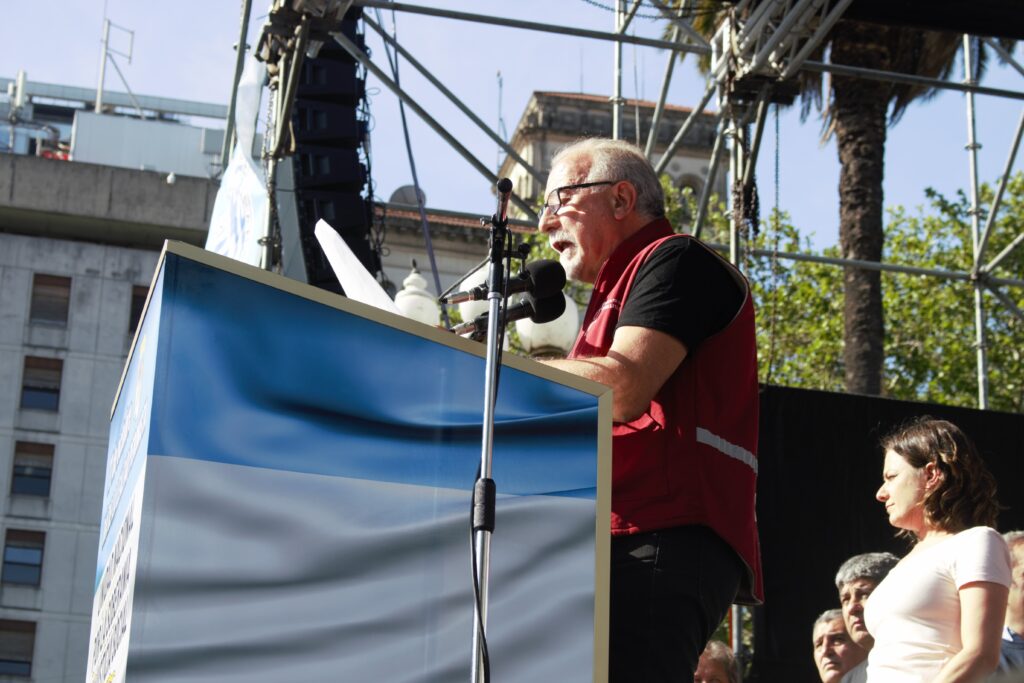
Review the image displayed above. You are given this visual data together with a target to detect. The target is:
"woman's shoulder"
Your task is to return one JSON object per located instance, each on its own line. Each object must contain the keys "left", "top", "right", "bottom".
{"left": 953, "top": 526, "right": 1005, "bottom": 546}
{"left": 948, "top": 526, "right": 1008, "bottom": 556}
{"left": 947, "top": 526, "right": 1012, "bottom": 586}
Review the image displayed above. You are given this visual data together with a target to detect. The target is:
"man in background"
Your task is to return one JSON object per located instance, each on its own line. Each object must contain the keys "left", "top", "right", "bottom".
{"left": 694, "top": 640, "right": 740, "bottom": 683}
{"left": 835, "top": 552, "right": 899, "bottom": 682}
{"left": 812, "top": 609, "right": 866, "bottom": 683}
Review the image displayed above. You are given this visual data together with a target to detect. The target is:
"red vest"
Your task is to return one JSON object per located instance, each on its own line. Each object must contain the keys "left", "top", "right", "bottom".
{"left": 570, "top": 219, "right": 764, "bottom": 604}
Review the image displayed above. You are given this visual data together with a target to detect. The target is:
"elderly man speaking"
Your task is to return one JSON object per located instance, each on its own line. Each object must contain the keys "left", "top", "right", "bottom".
{"left": 538, "top": 138, "right": 763, "bottom": 681}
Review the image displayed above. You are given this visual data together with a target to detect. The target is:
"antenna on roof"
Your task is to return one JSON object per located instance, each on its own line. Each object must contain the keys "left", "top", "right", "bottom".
{"left": 95, "top": 17, "right": 144, "bottom": 118}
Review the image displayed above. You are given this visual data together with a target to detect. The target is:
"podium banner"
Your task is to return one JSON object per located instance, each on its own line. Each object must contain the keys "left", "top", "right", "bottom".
{"left": 87, "top": 243, "right": 611, "bottom": 683}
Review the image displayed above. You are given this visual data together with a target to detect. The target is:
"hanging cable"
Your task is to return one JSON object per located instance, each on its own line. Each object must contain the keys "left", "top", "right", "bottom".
{"left": 376, "top": 8, "right": 451, "bottom": 326}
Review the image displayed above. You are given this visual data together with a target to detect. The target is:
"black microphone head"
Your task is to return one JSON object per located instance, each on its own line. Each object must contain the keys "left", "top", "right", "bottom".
{"left": 527, "top": 292, "right": 567, "bottom": 324}
{"left": 497, "top": 177, "right": 513, "bottom": 194}
{"left": 523, "top": 260, "right": 566, "bottom": 298}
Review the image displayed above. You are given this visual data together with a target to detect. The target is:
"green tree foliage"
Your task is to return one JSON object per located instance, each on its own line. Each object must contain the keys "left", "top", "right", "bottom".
{"left": 880, "top": 176, "right": 1024, "bottom": 411}
{"left": 668, "top": 2, "right": 1014, "bottom": 396}
{"left": 667, "top": 174, "right": 1024, "bottom": 411}
{"left": 517, "top": 174, "right": 1023, "bottom": 412}
{"left": 663, "top": 181, "right": 848, "bottom": 393}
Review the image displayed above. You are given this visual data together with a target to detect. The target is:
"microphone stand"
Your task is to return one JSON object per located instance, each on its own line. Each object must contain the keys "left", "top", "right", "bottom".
{"left": 470, "top": 178, "right": 513, "bottom": 683}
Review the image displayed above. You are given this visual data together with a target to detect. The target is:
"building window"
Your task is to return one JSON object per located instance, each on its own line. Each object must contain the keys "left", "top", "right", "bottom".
{"left": 11, "top": 442, "right": 53, "bottom": 497}
{"left": 129, "top": 285, "right": 148, "bottom": 336}
{"left": 0, "top": 619, "right": 36, "bottom": 676}
{"left": 2, "top": 530, "right": 45, "bottom": 587}
{"left": 29, "top": 274, "right": 71, "bottom": 326}
{"left": 20, "top": 357, "right": 63, "bottom": 411}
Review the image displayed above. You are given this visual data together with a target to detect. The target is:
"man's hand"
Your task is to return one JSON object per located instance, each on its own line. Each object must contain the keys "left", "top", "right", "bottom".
{"left": 541, "top": 325, "right": 687, "bottom": 422}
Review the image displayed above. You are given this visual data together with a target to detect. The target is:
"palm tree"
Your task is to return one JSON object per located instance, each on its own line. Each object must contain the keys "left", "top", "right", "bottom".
{"left": 673, "top": 3, "right": 1012, "bottom": 395}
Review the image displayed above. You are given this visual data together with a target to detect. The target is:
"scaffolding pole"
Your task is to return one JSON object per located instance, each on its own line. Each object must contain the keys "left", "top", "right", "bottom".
{"left": 352, "top": 0, "right": 710, "bottom": 55}
{"left": 976, "top": 106, "right": 1024, "bottom": 268}
{"left": 330, "top": 29, "right": 538, "bottom": 219}
{"left": 362, "top": 14, "right": 544, "bottom": 185}
{"left": 986, "top": 231, "right": 1024, "bottom": 275}
{"left": 653, "top": 80, "right": 717, "bottom": 175}
{"left": 645, "top": 22, "right": 680, "bottom": 158}
{"left": 648, "top": 0, "right": 711, "bottom": 47}
{"left": 984, "top": 282, "right": 1024, "bottom": 325}
{"left": 742, "top": 247, "right": 1024, "bottom": 288}
{"left": 221, "top": 0, "right": 254, "bottom": 170}
{"left": 693, "top": 113, "right": 727, "bottom": 238}
{"left": 964, "top": 36, "right": 989, "bottom": 409}
{"left": 612, "top": 0, "right": 625, "bottom": 140}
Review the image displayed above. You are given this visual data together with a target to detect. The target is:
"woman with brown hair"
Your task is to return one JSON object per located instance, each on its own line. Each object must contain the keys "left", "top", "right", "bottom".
{"left": 864, "top": 417, "right": 1011, "bottom": 682}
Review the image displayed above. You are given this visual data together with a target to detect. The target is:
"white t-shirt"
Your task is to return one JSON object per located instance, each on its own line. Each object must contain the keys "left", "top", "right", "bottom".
{"left": 864, "top": 526, "right": 1011, "bottom": 682}
{"left": 841, "top": 659, "right": 867, "bottom": 683}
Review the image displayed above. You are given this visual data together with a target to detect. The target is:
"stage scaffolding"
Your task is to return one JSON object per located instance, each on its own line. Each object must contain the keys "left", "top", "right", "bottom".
{"left": 246, "top": 0, "right": 1024, "bottom": 676}
{"left": 252, "top": 0, "right": 1024, "bottom": 409}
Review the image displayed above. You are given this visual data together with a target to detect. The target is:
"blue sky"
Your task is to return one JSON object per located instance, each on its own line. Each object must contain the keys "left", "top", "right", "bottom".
{"left": 2, "top": 1, "right": 1022, "bottom": 250}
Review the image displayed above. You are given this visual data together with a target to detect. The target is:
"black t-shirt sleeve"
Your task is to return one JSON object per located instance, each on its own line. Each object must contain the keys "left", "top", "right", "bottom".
{"left": 616, "top": 237, "right": 746, "bottom": 351}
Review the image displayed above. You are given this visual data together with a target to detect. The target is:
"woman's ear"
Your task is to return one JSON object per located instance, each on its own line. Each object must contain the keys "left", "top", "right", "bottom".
{"left": 923, "top": 462, "right": 944, "bottom": 491}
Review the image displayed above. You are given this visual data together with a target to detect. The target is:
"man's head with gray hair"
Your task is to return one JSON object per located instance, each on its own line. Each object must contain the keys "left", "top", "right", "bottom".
{"left": 835, "top": 552, "right": 899, "bottom": 651}
{"left": 548, "top": 138, "right": 666, "bottom": 220}
{"left": 835, "top": 552, "right": 900, "bottom": 592}
{"left": 814, "top": 608, "right": 844, "bottom": 631}
{"left": 812, "top": 609, "right": 865, "bottom": 683}
{"left": 694, "top": 639, "right": 740, "bottom": 683}
{"left": 540, "top": 138, "right": 668, "bottom": 283}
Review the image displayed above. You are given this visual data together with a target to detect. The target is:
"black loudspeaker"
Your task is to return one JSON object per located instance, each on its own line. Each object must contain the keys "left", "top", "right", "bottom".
{"left": 288, "top": 8, "right": 380, "bottom": 293}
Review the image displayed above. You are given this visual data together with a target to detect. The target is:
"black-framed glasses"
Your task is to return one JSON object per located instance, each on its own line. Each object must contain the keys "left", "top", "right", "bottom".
{"left": 542, "top": 180, "right": 617, "bottom": 216}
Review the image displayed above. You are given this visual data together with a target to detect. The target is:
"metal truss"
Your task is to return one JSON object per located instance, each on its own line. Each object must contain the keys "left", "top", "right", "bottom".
{"left": 690, "top": 1, "right": 1024, "bottom": 410}
{"left": 247, "top": 0, "right": 1024, "bottom": 413}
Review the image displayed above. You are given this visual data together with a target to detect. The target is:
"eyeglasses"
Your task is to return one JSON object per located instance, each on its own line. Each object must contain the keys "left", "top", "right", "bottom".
{"left": 542, "top": 180, "right": 617, "bottom": 216}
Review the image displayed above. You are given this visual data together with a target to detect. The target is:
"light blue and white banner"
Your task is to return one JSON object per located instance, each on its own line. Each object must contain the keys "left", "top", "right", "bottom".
{"left": 89, "top": 244, "right": 610, "bottom": 683}
{"left": 205, "top": 57, "right": 267, "bottom": 267}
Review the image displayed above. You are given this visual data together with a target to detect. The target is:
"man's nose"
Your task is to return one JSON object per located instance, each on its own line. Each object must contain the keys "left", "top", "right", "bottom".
{"left": 538, "top": 209, "right": 557, "bottom": 233}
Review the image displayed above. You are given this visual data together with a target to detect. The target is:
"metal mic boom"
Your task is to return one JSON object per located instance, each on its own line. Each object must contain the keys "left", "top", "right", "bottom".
{"left": 451, "top": 292, "right": 566, "bottom": 339}
{"left": 441, "top": 259, "right": 566, "bottom": 305}
{"left": 495, "top": 177, "right": 513, "bottom": 225}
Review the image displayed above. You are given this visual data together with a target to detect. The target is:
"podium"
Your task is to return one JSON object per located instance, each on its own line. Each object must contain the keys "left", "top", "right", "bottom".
{"left": 86, "top": 242, "right": 611, "bottom": 683}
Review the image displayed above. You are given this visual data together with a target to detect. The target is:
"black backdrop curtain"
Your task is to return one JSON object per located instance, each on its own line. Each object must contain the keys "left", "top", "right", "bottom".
{"left": 751, "top": 385, "right": 1024, "bottom": 682}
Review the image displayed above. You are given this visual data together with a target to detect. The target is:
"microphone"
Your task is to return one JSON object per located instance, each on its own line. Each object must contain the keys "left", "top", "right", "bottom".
{"left": 441, "top": 259, "right": 566, "bottom": 305}
{"left": 451, "top": 292, "right": 567, "bottom": 339}
{"left": 496, "top": 177, "right": 513, "bottom": 225}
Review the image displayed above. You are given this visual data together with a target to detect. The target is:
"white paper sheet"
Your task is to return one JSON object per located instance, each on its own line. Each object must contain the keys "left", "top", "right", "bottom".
{"left": 313, "top": 220, "right": 401, "bottom": 314}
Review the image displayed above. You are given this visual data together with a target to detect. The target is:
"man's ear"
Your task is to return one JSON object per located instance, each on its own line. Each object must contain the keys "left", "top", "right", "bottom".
{"left": 611, "top": 180, "right": 638, "bottom": 219}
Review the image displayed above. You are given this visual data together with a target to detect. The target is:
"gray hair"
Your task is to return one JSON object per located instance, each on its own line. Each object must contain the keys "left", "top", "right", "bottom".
{"left": 835, "top": 552, "right": 900, "bottom": 591}
{"left": 702, "top": 639, "right": 740, "bottom": 683}
{"left": 813, "top": 608, "right": 844, "bottom": 634}
{"left": 550, "top": 138, "right": 666, "bottom": 219}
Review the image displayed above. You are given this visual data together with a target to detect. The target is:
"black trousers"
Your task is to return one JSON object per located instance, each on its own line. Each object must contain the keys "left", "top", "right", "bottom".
{"left": 608, "top": 525, "right": 744, "bottom": 683}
